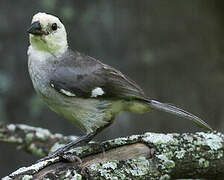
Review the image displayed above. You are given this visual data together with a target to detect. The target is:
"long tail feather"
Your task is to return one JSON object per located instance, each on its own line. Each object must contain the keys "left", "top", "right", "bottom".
{"left": 146, "top": 100, "right": 213, "bottom": 131}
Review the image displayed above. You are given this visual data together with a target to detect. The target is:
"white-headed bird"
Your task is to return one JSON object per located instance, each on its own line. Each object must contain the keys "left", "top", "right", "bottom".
{"left": 27, "top": 12, "right": 212, "bottom": 161}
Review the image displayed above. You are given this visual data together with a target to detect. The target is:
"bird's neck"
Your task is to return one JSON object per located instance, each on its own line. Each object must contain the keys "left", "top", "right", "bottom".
{"left": 29, "top": 36, "right": 68, "bottom": 58}
{"left": 28, "top": 45, "right": 50, "bottom": 61}
{"left": 28, "top": 44, "right": 68, "bottom": 60}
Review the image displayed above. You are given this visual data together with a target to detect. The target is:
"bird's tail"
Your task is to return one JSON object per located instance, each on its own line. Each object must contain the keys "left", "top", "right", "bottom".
{"left": 145, "top": 100, "right": 213, "bottom": 131}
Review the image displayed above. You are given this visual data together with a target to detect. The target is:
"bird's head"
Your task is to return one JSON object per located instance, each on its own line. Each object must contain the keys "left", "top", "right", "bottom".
{"left": 27, "top": 12, "right": 68, "bottom": 56}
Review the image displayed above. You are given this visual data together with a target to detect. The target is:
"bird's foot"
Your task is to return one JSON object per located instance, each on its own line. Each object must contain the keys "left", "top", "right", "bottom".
{"left": 36, "top": 133, "right": 95, "bottom": 163}
{"left": 37, "top": 149, "right": 82, "bottom": 163}
{"left": 61, "top": 142, "right": 104, "bottom": 163}
{"left": 36, "top": 145, "right": 82, "bottom": 163}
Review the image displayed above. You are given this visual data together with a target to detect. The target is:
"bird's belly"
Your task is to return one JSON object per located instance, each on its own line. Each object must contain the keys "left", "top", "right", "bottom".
{"left": 46, "top": 97, "right": 116, "bottom": 134}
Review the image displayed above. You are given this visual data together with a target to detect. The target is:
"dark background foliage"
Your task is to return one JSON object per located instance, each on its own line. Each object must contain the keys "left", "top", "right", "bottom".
{"left": 0, "top": 0, "right": 224, "bottom": 177}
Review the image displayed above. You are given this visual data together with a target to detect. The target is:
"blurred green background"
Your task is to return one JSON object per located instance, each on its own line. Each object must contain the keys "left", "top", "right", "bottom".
{"left": 0, "top": 0, "right": 224, "bottom": 177}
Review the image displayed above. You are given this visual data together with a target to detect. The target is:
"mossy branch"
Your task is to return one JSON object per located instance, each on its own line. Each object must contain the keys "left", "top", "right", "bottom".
{"left": 1, "top": 123, "right": 224, "bottom": 180}
{"left": 0, "top": 123, "right": 78, "bottom": 157}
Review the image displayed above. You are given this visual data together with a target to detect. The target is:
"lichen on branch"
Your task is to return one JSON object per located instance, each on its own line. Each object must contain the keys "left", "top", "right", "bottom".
{"left": 1, "top": 123, "right": 224, "bottom": 179}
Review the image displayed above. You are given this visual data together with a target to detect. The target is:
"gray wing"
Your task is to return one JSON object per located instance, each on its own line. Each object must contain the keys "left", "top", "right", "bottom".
{"left": 50, "top": 50, "right": 148, "bottom": 100}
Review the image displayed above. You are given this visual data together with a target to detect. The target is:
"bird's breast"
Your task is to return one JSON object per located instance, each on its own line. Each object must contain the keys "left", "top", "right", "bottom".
{"left": 28, "top": 49, "right": 62, "bottom": 106}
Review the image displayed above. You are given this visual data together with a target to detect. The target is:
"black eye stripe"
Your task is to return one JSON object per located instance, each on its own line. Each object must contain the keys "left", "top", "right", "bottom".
{"left": 51, "top": 23, "right": 57, "bottom": 31}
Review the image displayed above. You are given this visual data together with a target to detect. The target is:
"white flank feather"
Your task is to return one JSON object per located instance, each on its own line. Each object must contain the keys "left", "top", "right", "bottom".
{"left": 91, "top": 87, "right": 104, "bottom": 97}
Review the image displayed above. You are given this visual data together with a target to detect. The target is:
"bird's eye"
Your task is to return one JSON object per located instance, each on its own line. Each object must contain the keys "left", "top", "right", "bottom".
{"left": 51, "top": 23, "right": 57, "bottom": 31}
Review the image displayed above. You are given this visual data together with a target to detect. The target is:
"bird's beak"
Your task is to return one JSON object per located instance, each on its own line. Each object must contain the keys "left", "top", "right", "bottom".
{"left": 27, "top": 21, "right": 44, "bottom": 36}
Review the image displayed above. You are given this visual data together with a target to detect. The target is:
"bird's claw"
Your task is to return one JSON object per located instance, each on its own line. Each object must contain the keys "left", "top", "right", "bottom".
{"left": 37, "top": 150, "right": 82, "bottom": 164}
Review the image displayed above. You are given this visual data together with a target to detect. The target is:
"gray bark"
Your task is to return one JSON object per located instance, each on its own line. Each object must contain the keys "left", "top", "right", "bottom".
{"left": 1, "top": 124, "right": 223, "bottom": 180}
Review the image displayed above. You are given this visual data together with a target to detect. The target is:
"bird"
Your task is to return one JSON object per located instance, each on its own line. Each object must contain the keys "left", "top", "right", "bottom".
{"left": 27, "top": 12, "right": 212, "bottom": 161}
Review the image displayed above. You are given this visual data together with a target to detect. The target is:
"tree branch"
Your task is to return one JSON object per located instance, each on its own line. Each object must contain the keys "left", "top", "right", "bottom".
{"left": 1, "top": 124, "right": 224, "bottom": 180}
{"left": 0, "top": 123, "right": 78, "bottom": 157}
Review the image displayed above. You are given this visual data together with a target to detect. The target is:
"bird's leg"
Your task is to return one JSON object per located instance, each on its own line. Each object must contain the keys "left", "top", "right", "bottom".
{"left": 37, "top": 132, "right": 96, "bottom": 162}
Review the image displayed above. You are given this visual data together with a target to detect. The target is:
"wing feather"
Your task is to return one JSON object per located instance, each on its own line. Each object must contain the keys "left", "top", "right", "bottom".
{"left": 50, "top": 50, "right": 147, "bottom": 100}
